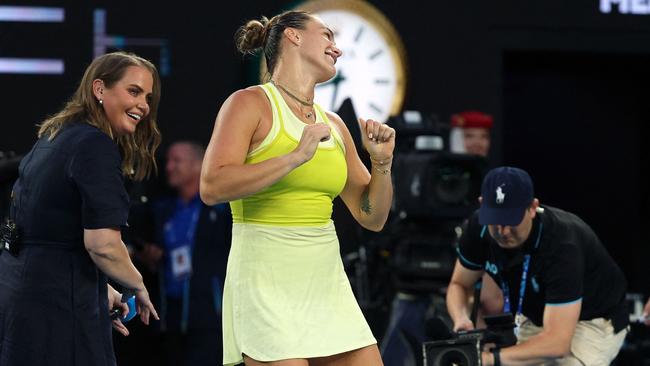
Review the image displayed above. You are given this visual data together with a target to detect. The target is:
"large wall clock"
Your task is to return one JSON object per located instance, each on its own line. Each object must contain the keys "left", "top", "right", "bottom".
{"left": 297, "top": 0, "right": 407, "bottom": 123}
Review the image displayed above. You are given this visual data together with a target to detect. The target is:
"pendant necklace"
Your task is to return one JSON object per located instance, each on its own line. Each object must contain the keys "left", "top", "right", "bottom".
{"left": 271, "top": 80, "right": 315, "bottom": 120}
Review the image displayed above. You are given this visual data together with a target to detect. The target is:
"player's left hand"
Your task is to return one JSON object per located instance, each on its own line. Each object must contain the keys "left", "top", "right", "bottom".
{"left": 357, "top": 118, "right": 395, "bottom": 161}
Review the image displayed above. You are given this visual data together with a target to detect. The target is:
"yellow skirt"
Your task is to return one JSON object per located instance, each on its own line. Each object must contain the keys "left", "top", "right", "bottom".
{"left": 222, "top": 221, "right": 376, "bottom": 365}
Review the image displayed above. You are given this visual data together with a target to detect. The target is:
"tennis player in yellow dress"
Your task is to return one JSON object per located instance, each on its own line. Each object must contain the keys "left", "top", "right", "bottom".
{"left": 200, "top": 10, "right": 395, "bottom": 366}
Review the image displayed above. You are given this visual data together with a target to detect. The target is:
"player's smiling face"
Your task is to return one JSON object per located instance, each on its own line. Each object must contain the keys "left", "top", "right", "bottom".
{"left": 297, "top": 16, "right": 342, "bottom": 82}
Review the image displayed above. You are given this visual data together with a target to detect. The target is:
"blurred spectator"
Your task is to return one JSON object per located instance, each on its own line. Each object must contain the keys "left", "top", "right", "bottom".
{"left": 450, "top": 110, "right": 503, "bottom": 322}
{"left": 449, "top": 110, "right": 493, "bottom": 157}
{"left": 138, "top": 141, "right": 231, "bottom": 366}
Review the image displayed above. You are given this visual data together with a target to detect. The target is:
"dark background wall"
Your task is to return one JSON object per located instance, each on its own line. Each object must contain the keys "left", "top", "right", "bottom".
{"left": 1, "top": 0, "right": 648, "bottom": 292}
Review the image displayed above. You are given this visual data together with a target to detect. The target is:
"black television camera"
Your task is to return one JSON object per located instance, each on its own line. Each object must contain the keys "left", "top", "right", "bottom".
{"left": 423, "top": 314, "right": 517, "bottom": 366}
{"left": 386, "top": 112, "right": 488, "bottom": 294}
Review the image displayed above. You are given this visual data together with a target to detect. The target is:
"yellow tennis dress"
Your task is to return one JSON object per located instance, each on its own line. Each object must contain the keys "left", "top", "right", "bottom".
{"left": 222, "top": 83, "right": 376, "bottom": 365}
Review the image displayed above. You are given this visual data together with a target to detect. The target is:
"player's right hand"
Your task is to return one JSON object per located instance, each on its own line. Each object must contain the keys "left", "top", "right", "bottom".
{"left": 292, "top": 123, "right": 331, "bottom": 165}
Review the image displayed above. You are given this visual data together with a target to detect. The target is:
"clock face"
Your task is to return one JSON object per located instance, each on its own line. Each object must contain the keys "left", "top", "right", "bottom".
{"left": 297, "top": 0, "right": 407, "bottom": 123}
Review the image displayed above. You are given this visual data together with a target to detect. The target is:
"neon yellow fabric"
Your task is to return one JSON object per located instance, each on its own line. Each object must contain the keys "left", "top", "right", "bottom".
{"left": 222, "top": 222, "right": 376, "bottom": 365}
{"left": 222, "top": 83, "right": 376, "bottom": 365}
{"left": 230, "top": 82, "right": 347, "bottom": 226}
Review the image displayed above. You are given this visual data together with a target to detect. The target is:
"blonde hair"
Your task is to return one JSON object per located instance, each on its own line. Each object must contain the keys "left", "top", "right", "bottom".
{"left": 38, "top": 51, "right": 162, "bottom": 181}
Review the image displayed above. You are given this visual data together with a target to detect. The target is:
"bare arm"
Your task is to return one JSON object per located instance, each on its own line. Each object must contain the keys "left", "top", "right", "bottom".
{"left": 482, "top": 301, "right": 581, "bottom": 365}
{"left": 330, "top": 113, "right": 395, "bottom": 232}
{"left": 447, "top": 259, "right": 484, "bottom": 331}
{"left": 200, "top": 88, "right": 330, "bottom": 204}
{"left": 85, "top": 228, "right": 144, "bottom": 289}
{"left": 85, "top": 228, "right": 158, "bottom": 324}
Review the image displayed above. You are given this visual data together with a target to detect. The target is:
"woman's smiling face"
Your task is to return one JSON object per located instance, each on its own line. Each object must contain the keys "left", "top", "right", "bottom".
{"left": 96, "top": 65, "right": 153, "bottom": 136}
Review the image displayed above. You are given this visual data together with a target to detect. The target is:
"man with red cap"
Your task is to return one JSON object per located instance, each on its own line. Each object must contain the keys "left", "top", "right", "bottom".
{"left": 450, "top": 110, "right": 504, "bottom": 321}
{"left": 450, "top": 110, "right": 493, "bottom": 157}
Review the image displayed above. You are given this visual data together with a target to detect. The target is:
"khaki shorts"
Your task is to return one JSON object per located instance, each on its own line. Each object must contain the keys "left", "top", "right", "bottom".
{"left": 516, "top": 316, "right": 628, "bottom": 365}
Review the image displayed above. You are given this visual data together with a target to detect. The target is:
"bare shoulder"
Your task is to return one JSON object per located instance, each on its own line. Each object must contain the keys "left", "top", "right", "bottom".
{"left": 216, "top": 86, "right": 270, "bottom": 129}
{"left": 225, "top": 86, "right": 269, "bottom": 111}
{"left": 212, "top": 85, "right": 274, "bottom": 150}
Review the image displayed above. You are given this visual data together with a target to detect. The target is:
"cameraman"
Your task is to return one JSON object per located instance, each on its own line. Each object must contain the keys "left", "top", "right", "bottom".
{"left": 447, "top": 167, "right": 628, "bottom": 365}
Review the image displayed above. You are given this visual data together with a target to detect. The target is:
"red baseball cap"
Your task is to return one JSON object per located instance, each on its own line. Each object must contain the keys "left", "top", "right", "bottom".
{"left": 451, "top": 111, "right": 493, "bottom": 129}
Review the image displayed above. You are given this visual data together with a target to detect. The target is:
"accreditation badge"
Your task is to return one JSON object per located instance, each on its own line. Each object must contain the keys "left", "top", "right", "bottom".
{"left": 514, "top": 313, "right": 526, "bottom": 337}
{"left": 170, "top": 244, "right": 192, "bottom": 280}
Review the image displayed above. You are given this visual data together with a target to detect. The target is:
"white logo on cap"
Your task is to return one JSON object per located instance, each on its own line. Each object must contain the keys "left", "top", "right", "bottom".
{"left": 496, "top": 185, "right": 505, "bottom": 204}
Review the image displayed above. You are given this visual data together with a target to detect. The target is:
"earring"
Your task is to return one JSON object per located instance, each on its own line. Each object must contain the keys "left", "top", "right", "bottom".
{"left": 99, "top": 99, "right": 103, "bottom": 105}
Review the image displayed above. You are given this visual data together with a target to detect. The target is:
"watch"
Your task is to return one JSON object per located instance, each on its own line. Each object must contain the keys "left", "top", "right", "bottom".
{"left": 295, "top": 0, "right": 408, "bottom": 123}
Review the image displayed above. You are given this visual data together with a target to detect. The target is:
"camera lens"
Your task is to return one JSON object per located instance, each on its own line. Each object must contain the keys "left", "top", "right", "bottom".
{"left": 437, "top": 348, "right": 470, "bottom": 366}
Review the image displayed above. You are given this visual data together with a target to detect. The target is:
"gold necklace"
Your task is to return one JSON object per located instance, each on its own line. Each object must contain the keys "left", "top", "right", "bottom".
{"left": 271, "top": 80, "right": 313, "bottom": 106}
{"left": 271, "top": 80, "right": 315, "bottom": 120}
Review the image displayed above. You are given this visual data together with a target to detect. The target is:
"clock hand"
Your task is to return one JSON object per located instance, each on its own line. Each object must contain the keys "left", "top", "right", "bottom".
{"left": 328, "top": 71, "right": 346, "bottom": 110}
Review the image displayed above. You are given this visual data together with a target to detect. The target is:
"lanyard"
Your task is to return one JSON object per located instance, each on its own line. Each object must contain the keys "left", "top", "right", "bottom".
{"left": 165, "top": 200, "right": 201, "bottom": 245}
{"left": 500, "top": 223, "right": 544, "bottom": 318}
{"left": 502, "top": 254, "right": 530, "bottom": 315}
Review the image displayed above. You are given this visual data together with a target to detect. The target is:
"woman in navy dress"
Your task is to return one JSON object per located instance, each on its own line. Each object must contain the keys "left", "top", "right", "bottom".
{"left": 0, "top": 52, "right": 160, "bottom": 366}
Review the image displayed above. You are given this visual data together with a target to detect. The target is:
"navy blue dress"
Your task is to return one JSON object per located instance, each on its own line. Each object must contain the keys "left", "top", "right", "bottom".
{"left": 0, "top": 122, "right": 129, "bottom": 366}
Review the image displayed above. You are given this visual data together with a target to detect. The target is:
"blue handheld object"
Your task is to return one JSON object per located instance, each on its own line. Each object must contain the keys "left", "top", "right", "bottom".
{"left": 123, "top": 295, "right": 137, "bottom": 322}
{"left": 109, "top": 290, "right": 138, "bottom": 323}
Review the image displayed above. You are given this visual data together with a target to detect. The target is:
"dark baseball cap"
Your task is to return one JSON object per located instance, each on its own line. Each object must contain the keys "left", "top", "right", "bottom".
{"left": 479, "top": 167, "right": 534, "bottom": 226}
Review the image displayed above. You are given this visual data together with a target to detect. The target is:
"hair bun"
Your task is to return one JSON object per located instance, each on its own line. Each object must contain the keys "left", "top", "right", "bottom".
{"left": 236, "top": 16, "right": 270, "bottom": 55}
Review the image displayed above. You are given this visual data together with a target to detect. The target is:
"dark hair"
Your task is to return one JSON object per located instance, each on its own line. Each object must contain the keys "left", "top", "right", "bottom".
{"left": 235, "top": 10, "right": 313, "bottom": 77}
{"left": 38, "top": 51, "right": 162, "bottom": 181}
{"left": 170, "top": 141, "right": 205, "bottom": 161}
